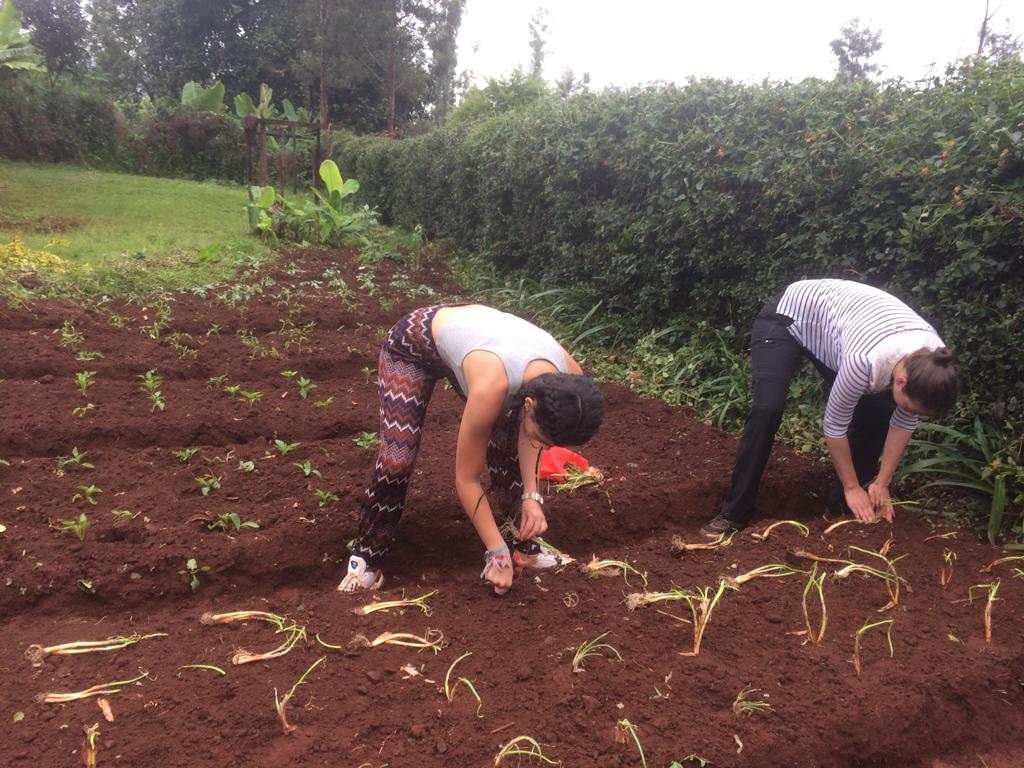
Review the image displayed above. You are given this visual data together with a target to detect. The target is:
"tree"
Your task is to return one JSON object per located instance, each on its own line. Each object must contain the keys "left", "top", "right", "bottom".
{"left": 555, "top": 67, "right": 589, "bottom": 99}
{"left": 0, "top": 0, "right": 43, "bottom": 80}
{"left": 447, "top": 67, "right": 548, "bottom": 125}
{"left": 977, "top": 0, "right": 1022, "bottom": 61}
{"left": 12, "top": 0, "right": 86, "bottom": 83}
{"left": 425, "top": 0, "right": 465, "bottom": 123}
{"left": 830, "top": 18, "right": 882, "bottom": 81}
{"left": 528, "top": 6, "right": 548, "bottom": 77}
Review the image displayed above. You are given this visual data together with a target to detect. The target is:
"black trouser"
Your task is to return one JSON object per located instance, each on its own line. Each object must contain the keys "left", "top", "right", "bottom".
{"left": 720, "top": 296, "right": 895, "bottom": 525}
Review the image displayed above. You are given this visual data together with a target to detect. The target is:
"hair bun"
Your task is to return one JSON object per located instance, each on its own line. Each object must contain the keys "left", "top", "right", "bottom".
{"left": 933, "top": 347, "right": 955, "bottom": 367}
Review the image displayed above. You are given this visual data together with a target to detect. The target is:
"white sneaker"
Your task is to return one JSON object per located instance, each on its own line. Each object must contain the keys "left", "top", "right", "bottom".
{"left": 337, "top": 556, "right": 384, "bottom": 592}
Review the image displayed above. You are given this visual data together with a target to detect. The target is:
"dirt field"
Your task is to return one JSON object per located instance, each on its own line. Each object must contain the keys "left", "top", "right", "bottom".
{"left": 1, "top": 247, "right": 1022, "bottom": 768}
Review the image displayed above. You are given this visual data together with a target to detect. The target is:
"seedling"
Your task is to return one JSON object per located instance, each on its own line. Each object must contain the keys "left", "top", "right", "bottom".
{"left": 195, "top": 473, "right": 222, "bottom": 496}
{"left": 726, "top": 563, "right": 802, "bottom": 587}
{"left": 494, "top": 736, "right": 558, "bottom": 766}
{"left": 551, "top": 464, "right": 605, "bottom": 493}
{"left": 967, "top": 581, "right": 1001, "bottom": 643}
{"left": 111, "top": 509, "right": 139, "bottom": 525}
{"left": 25, "top": 632, "right": 167, "bottom": 666}
{"left": 296, "top": 376, "right": 317, "bottom": 399}
{"left": 237, "top": 389, "right": 263, "bottom": 408}
{"left": 274, "top": 656, "right": 325, "bottom": 734}
{"left": 801, "top": 563, "right": 828, "bottom": 645}
{"left": 571, "top": 632, "right": 623, "bottom": 672}
{"left": 208, "top": 373, "right": 230, "bottom": 388}
{"left": 443, "top": 651, "right": 483, "bottom": 717}
{"left": 173, "top": 447, "right": 200, "bottom": 462}
{"left": 314, "top": 489, "right": 339, "bottom": 508}
{"left": 201, "top": 611, "right": 308, "bottom": 664}
{"left": 206, "top": 323, "right": 221, "bottom": 337}
{"left": 679, "top": 581, "right": 734, "bottom": 656}
{"left": 180, "top": 558, "right": 210, "bottom": 593}
{"left": 206, "top": 512, "right": 259, "bottom": 532}
{"left": 280, "top": 370, "right": 298, "bottom": 380}
{"left": 346, "top": 629, "right": 447, "bottom": 654}
{"left": 751, "top": 520, "right": 809, "bottom": 542}
{"left": 361, "top": 366, "right": 374, "bottom": 383}
{"left": 58, "top": 320, "right": 84, "bottom": 346}
{"left": 58, "top": 447, "right": 94, "bottom": 469}
{"left": 940, "top": 549, "right": 957, "bottom": 588}
{"left": 822, "top": 518, "right": 881, "bottom": 536}
{"left": 353, "top": 590, "right": 436, "bottom": 616}
{"left": 37, "top": 671, "right": 149, "bottom": 704}
{"left": 72, "top": 485, "right": 102, "bottom": 505}
{"left": 223, "top": 384, "right": 241, "bottom": 395}
{"left": 581, "top": 556, "right": 647, "bottom": 587}
{"left": 294, "top": 460, "right": 321, "bottom": 478}
{"left": 671, "top": 755, "right": 713, "bottom": 767}
{"left": 82, "top": 723, "right": 100, "bottom": 768}
{"left": 59, "top": 513, "right": 90, "bottom": 541}
{"left": 273, "top": 439, "right": 301, "bottom": 456}
{"left": 852, "top": 619, "right": 894, "bottom": 676}
{"left": 238, "top": 460, "right": 256, "bottom": 473}
{"left": 670, "top": 532, "right": 734, "bottom": 557}
{"left": 615, "top": 719, "right": 647, "bottom": 768}
{"left": 314, "top": 396, "right": 334, "bottom": 409}
{"left": 980, "top": 555, "right": 1024, "bottom": 573}
{"left": 177, "top": 664, "right": 226, "bottom": 675}
{"left": 624, "top": 589, "right": 692, "bottom": 612}
{"left": 75, "top": 370, "right": 97, "bottom": 396}
{"left": 353, "top": 431, "right": 381, "bottom": 450}
{"left": 138, "top": 369, "right": 162, "bottom": 393}
{"left": 846, "top": 545, "right": 906, "bottom": 612}
{"left": 72, "top": 403, "right": 96, "bottom": 417}
{"left": 733, "top": 685, "right": 773, "bottom": 717}
{"left": 76, "top": 350, "right": 104, "bottom": 362}
{"left": 148, "top": 390, "right": 166, "bottom": 411}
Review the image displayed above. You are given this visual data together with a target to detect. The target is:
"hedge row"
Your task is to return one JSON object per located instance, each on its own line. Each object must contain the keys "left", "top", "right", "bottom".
{"left": 333, "top": 59, "right": 1024, "bottom": 420}
{"left": 0, "top": 82, "right": 245, "bottom": 182}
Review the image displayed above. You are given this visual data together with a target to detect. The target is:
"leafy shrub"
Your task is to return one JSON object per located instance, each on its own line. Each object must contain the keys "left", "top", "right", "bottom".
{"left": 333, "top": 59, "right": 1024, "bottom": 423}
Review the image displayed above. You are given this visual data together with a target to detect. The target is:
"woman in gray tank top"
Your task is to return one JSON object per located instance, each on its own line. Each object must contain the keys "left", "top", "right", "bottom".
{"left": 339, "top": 304, "right": 605, "bottom": 595}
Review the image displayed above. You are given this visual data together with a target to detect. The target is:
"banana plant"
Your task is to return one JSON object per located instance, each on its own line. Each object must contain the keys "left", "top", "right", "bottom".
{"left": 0, "top": 0, "right": 43, "bottom": 76}
{"left": 180, "top": 81, "right": 226, "bottom": 113}
{"left": 313, "top": 160, "right": 375, "bottom": 241}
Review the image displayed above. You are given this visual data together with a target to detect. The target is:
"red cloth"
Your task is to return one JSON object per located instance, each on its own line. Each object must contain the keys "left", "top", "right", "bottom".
{"left": 539, "top": 446, "right": 590, "bottom": 481}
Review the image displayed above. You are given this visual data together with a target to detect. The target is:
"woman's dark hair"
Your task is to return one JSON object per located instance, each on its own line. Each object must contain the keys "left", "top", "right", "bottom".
{"left": 903, "top": 347, "right": 960, "bottom": 415}
{"left": 513, "top": 373, "right": 604, "bottom": 446}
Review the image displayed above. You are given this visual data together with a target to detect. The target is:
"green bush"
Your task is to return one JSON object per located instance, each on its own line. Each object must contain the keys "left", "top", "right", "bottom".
{"left": 127, "top": 104, "right": 244, "bottom": 182}
{"left": 333, "top": 59, "right": 1024, "bottom": 421}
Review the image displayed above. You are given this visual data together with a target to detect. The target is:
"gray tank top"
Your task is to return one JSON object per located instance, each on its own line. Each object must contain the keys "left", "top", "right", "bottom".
{"left": 435, "top": 306, "right": 568, "bottom": 399}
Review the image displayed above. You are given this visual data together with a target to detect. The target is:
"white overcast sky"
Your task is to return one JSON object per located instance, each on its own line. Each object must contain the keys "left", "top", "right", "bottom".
{"left": 457, "top": 0, "right": 1024, "bottom": 87}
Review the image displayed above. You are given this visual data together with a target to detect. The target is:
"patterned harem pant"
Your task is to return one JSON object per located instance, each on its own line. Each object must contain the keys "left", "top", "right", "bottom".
{"left": 351, "top": 305, "right": 525, "bottom": 567}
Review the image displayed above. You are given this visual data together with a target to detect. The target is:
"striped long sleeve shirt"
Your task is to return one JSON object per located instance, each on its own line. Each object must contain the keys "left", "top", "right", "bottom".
{"left": 777, "top": 279, "right": 944, "bottom": 439}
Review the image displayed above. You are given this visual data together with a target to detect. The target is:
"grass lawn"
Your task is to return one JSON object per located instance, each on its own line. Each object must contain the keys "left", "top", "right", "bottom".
{"left": 0, "top": 160, "right": 269, "bottom": 296}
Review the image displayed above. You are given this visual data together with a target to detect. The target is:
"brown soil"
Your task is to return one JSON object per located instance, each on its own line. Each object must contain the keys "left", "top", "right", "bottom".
{"left": 1, "top": 247, "right": 1022, "bottom": 768}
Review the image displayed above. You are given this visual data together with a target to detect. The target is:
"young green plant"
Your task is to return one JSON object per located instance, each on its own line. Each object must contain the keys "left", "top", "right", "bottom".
{"left": 852, "top": 618, "right": 894, "bottom": 676}
{"left": 206, "top": 512, "right": 259, "bottom": 532}
{"left": 180, "top": 558, "right": 210, "bottom": 593}
{"left": 58, "top": 447, "right": 94, "bottom": 469}
{"left": 733, "top": 685, "right": 773, "bottom": 717}
{"left": 72, "top": 484, "right": 102, "bottom": 505}
{"left": 615, "top": 719, "right": 647, "bottom": 768}
{"left": 443, "top": 651, "right": 483, "bottom": 717}
{"left": 679, "top": 581, "right": 734, "bottom": 656}
{"left": 494, "top": 736, "right": 559, "bottom": 766}
{"left": 75, "top": 370, "right": 97, "bottom": 396}
{"left": 274, "top": 656, "right": 325, "bottom": 734}
{"left": 571, "top": 632, "right": 623, "bottom": 672}
{"left": 60, "top": 512, "right": 90, "bottom": 542}
{"left": 801, "top": 563, "right": 828, "bottom": 644}
{"left": 353, "top": 431, "right": 380, "bottom": 450}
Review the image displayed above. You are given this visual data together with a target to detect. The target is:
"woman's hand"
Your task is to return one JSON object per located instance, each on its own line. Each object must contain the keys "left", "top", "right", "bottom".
{"left": 518, "top": 498, "right": 548, "bottom": 541}
{"left": 868, "top": 482, "right": 894, "bottom": 522}
{"left": 843, "top": 485, "right": 877, "bottom": 522}
{"left": 481, "top": 548, "right": 514, "bottom": 595}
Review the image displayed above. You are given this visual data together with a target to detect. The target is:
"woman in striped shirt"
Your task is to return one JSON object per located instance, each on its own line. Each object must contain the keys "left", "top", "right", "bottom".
{"left": 703, "top": 279, "right": 960, "bottom": 536}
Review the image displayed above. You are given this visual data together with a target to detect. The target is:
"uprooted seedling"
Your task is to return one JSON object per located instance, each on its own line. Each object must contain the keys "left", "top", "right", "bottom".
{"left": 82, "top": 723, "right": 100, "bottom": 768}
{"left": 580, "top": 555, "right": 647, "bottom": 587}
{"left": 624, "top": 588, "right": 692, "bottom": 612}
{"left": 200, "top": 610, "right": 307, "bottom": 664}
{"left": 25, "top": 632, "right": 167, "bottom": 667}
{"left": 670, "top": 532, "right": 734, "bottom": 558}
{"left": 852, "top": 619, "right": 894, "bottom": 676}
{"left": 733, "top": 685, "right": 773, "bottom": 718}
{"left": 725, "top": 563, "right": 803, "bottom": 588}
{"left": 37, "top": 671, "right": 150, "bottom": 704}
{"left": 840, "top": 545, "right": 907, "bottom": 612}
{"left": 274, "top": 657, "right": 325, "bottom": 734}
{"left": 551, "top": 464, "right": 614, "bottom": 512}
{"left": 341, "top": 629, "right": 447, "bottom": 655}
{"left": 750, "top": 520, "right": 809, "bottom": 542}
{"left": 940, "top": 549, "right": 957, "bottom": 589}
{"left": 352, "top": 590, "right": 436, "bottom": 616}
